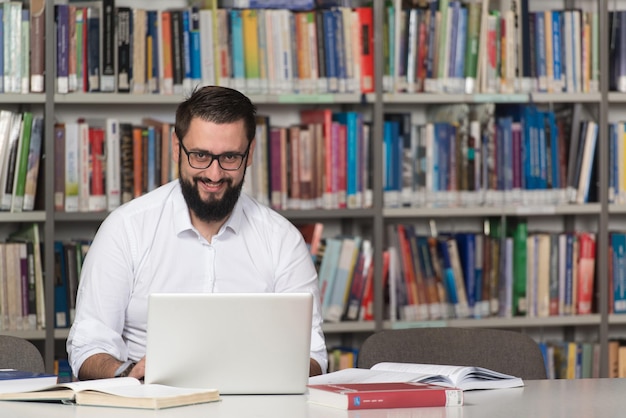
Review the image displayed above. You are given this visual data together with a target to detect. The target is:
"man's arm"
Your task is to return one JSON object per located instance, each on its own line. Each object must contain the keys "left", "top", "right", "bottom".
{"left": 78, "top": 354, "right": 146, "bottom": 380}
{"left": 310, "top": 358, "right": 322, "bottom": 377}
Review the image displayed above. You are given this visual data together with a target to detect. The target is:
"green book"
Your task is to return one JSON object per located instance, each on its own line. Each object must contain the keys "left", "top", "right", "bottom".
{"left": 511, "top": 220, "right": 528, "bottom": 316}
{"left": 10, "top": 111, "right": 33, "bottom": 213}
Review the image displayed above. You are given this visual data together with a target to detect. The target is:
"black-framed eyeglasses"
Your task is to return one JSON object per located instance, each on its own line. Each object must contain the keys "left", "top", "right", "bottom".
{"left": 178, "top": 139, "right": 250, "bottom": 171}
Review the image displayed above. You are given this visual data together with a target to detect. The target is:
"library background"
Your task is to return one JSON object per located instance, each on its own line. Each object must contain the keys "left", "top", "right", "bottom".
{"left": 1, "top": 0, "right": 625, "bottom": 380}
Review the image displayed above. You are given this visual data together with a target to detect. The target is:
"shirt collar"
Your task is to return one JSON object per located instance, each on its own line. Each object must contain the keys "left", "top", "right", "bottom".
{"left": 171, "top": 181, "right": 245, "bottom": 237}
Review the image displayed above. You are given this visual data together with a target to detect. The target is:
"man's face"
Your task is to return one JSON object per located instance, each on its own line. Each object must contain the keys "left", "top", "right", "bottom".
{"left": 175, "top": 118, "right": 254, "bottom": 223}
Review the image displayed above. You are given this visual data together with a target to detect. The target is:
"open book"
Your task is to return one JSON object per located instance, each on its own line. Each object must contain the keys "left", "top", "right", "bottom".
{"left": 0, "top": 377, "right": 220, "bottom": 409}
{"left": 308, "top": 362, "right": 524, "bottom": 391}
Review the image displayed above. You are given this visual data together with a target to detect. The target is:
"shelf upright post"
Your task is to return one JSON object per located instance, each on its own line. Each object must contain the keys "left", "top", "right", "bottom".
{"left": 43, "top": 0, "right": 57, "bottom": 374}
{"left": 598, "top": 0, "right": 609, "bottom": 378}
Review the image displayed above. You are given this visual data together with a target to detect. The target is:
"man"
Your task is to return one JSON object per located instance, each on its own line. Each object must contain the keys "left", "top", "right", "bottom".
{"left": 67, "top": 86, "right": 327, "bottom": 380}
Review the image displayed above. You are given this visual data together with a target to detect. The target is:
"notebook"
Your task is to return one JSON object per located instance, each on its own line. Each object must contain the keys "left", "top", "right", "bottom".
{"left": 144, "top": 292, "right": 313, "bottom": 394}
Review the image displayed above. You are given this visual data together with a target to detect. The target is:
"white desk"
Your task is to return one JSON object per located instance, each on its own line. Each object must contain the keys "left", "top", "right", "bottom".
{"left": 0, "top": 379, "right": 624, "bottom": 417}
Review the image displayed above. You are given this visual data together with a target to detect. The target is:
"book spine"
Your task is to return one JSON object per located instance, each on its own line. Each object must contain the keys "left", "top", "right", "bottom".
{"left": 106, "top": 119, "right": 121, "bottom": 211}
{"left": 131, "top": 8, "right": 146, "bottom": 94}
{"left": 29, "top": 0, "right": 45, "bottom": 93}
{"left": 170, "top": 9, "right": 184, "bottom": 94}
{"left": 54, "top": 123, "right": 65, "bottom": 211}
{"left": 88, "top": 127, "right": 106, "bottom": 211}
{"left": 145, "top": 10, "right": 158, "bottom": 93}
{"left": 86, "top": 7, "right": 100, "bottom": 92}
{"left": 78, "top": 122, "right": 90, "bottom": 212}
{"left": 55, "top": 4, "right": 69, "bottom": 94}
{"left": 181, "top": 8, "right": 192, "bottom": 93}
{"left": 22, "top": 117, "right": 43, "bottom": 211}
{"left": 116, "top": 7, "right": 131, "bottom": 93}
{"left": 20, "top": 8, "right": 30, "bottom": 93}
{"left": 199, "top": 9, "right": 216, "bottom": 87}
{"left": 189, "top": 7, "right": 202, "bottom": 89}
{"left": 100, "top": 0, "right": 115, "bottom": 91}
{"left": 161, "top": 11, "right": 174, "bottom": 94}
{"left": 11, "top": 112, "right": 33, "bottom": 213}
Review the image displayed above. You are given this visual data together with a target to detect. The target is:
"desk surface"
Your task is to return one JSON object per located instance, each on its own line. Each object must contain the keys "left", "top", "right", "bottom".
{"left": 1, "top": 378, "right": 624, "bottom": 417}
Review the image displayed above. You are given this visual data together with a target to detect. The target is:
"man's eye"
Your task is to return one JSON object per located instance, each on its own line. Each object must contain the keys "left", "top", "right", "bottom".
{"left": 194, "top": 152, "right": 211, "bottom": 160}
{"left": 221, "top": 154, "right": 239, "bottom": 162}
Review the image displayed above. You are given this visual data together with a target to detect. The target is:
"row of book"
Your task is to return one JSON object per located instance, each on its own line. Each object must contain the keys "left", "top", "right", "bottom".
{"left": 251, "top": 110, "right": 373, "bottom": 211}
{"left": 0, "top": 110, "right": 44, "bottom": 213}
{"left": 384, "top": 103, "right": 598, "bottom": 208}
{"left": 53, "top": 118, "right": 178, "bottom": 213}
{"left": 0, "top": 0, "right": 45, "bottom": 94}
{"left": 386, "top": 220, "right": 598, "bottom": 321}
{"left": 539, "top": 341, "right": 600, "bottom": 380}
{"left": 53, "top": 1, "right": 374, "bottom": 95}
{"left": 297, "top": 223, "right": 375, "bottom": 323}
{"left": 0, "top": 224, "right": 44, "bottom": 332}
{"left": 387, "top": 1, "right": 599, "bottom": 94}
{"left": 55, "top": 108, "right": 373, "bottom": 213}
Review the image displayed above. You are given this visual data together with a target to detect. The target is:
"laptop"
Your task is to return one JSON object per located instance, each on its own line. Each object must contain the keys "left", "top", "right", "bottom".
{"left": 144, "top": 292, "right": 313, "bottom": 394}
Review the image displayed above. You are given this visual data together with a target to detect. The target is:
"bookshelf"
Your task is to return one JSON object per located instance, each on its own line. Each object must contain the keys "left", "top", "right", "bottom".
{"left": 0, "top": 0, "right": 619, "bottom": 378}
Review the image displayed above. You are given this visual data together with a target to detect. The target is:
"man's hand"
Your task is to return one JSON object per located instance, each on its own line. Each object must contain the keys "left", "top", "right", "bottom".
{"left": 309, "top": 358, "right": 322, "bottom": 376}
{"left": 129, "top": 357, "right": 146, "bottom": 380}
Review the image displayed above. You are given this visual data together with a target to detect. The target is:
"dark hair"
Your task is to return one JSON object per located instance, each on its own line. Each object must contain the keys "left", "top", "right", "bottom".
{"left": 174, "top": 86, "right": 257, "bottom": 144}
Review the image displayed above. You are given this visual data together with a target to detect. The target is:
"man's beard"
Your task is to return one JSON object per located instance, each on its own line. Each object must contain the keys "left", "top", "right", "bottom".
{"left": 179, "top": 172, "right": 245, "bottom": 223}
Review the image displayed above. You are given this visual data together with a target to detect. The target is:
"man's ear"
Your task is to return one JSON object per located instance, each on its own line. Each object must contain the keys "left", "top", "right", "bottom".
{"left": 172, "top": 132, "right": 180, "bottom": 161}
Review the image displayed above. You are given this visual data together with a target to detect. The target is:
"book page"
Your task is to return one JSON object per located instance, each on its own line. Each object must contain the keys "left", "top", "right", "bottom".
{"left": 80, "top": 384, "right": 217, "bottom": 399}
{"left": 307, "top": 368, "right": 453, "bottom": 387}
{"left": 372, "top": 363, "right": 523, "bottom": 390}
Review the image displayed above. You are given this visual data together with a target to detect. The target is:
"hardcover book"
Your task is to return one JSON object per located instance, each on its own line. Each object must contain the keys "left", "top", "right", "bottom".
{"left": 307, "top": 382, "right": 463, "bottom": 410}
{"left": 0, "top": 376, "right": 220, "bottom": 410}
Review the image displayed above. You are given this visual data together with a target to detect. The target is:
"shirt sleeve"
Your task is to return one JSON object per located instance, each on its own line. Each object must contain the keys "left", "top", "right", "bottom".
{"left": 66, "top": 212, "right": 135, "bottom": 377}
{"left": 272, "top": 221, "right": 328, "bottom": 374}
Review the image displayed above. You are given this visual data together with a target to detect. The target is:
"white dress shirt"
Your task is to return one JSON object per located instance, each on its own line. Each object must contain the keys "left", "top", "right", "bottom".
{"left": 67, "top": 180, "right": 327, "bottom": 376}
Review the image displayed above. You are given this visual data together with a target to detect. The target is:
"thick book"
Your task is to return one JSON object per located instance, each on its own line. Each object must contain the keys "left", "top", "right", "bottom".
{"left": 308, "top": 362, "right": 524, "bottom": 391}
{"left": 307, "top": 382, "right": 463, "bottom": 410}
{"left": 0, "top": 376, "right": 220, "bottom": 410}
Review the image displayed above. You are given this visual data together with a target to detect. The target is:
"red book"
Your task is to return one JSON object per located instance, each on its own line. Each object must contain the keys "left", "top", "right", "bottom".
{"left": 576, "top": 232, "right": 596, "bottom": 314}
{"left": 355, "top": 7, "right": 374, "bottom": 93}
{"left": 307, "top": 382, "right": 463, "bottom": 410}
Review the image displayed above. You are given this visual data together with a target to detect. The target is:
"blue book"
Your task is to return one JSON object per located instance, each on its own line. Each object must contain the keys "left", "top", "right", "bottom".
{"left": 333, "top": 112, "right": 360, "bottom": 208}
{"left": 551, "top": 11, "right": 563, "bottom": 91}
{"left": 534, "top": 12, "right": 547, "bottom": 92}
{"left": 189, "top": 7, "right": 202, "bottom": 87}
{"left": 0, "top": 370, "right": 58, "bottom": 391}
{"left": 147, "top": 126, "right": 156, "bottom": 192}
{"left": 455, "top": 233, "right": 476, "bottom": 312}
{"left": 609, "top": 123, "right": 618, "bottom": 202}
{"left": 454, "top": 5, "right": 467, "bottom": 80}
{"left": 181, "top": 9, "right": 192, "bottom": 90}
{"left": 564, "top": 233, "right": 574, "bottom": 314}
{"left": 437, "top": 239, "right": 459, "bottom": 307}
{"left": 447, "top": 1, "right": 460, "bottom": 79}
{"left": 536, "top": 110, "right": 547, "bottom": 190}
{"left": 322, "top": 9, "right": 338, "bottom": 93}
{"left": 332, "top": 8, "right": 346, "bottom": 93}
{"left": 612, "top": 233, "right": 626, "bottom": 313}
{"left": 53, "top": 241, "right": 69, "bottom": 328}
